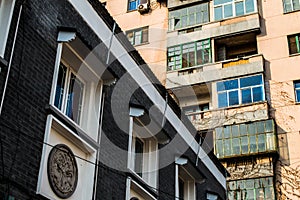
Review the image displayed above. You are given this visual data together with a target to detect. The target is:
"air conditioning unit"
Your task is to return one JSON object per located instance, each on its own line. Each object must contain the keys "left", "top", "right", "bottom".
{"left": 138, "top": 3, "right": 149, "bottom": 14}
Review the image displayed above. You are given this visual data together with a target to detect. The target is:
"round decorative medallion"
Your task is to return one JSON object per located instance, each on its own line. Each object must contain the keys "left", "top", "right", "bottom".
{"left": 47, "top": 144, "right": 78, "bottom": 199}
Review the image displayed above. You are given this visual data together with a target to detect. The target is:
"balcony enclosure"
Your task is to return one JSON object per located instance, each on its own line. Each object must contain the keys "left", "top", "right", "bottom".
{"left": 215, "top": 32, "right": 258, "bottom": 62}
{"left": 215, "top": 119, "right": 277, "bottom": 159}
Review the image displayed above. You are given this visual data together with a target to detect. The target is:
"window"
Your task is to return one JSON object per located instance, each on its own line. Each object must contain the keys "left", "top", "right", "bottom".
{"left": 54, "top": 63, "right": 85, "bottom": 124}
{"left": 167, "top": 39, "right": 211, "bottom": 71}
{"left": 168, "top": 3, "right": 209, "bottom": 31}
{"left": 0, "top": 0, "right": 16, "bottom": 57}
{"left": 288, "top": 33, "right": 300, "bottom": 55}
{"left": 217, "top": 74, "right": 264, "bottom": 108}
{"left": 283, "top": 0, "right": 300, "bottom": 13}
{"left": 215, "top": 119, "right": 276, "bottom": 158}
{"left": 183, "top": 104, "right": 209, "bottom": 121}
{"left": 294, "top": 80, "right": 300, "bottom": 102}
{"left": 128, "top": 0, "right": 140, "bottom": 11}
{"left": 128, "top": 110, "right": 158, "bottom": 188}
{"left": 227, "top": 177, "right": 275, "bottom": 200}
{"left": 207, "top": 193, "right": 218, "bottom": 200}
{"left": 214, "top": 0, "right": 256, "bottom": 20}
{"left": 126, "top": 27, "right": 148, "bottom": 46}
{"left": 51, "top": 31, "right": 104, "bottom": 141}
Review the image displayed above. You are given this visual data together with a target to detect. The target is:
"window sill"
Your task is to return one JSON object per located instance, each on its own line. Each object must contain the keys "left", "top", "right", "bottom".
{"left": 127, "top": 168, "right": 158, "bottom": 197}
{"left": 46, "top": 104, "right": 100, "bottom": 149}
{"left": 127, "top": 9, "right": 138, "bottom": 13}
{"left": 133, "top": 42, "right": 150, "bottom": 47}
{"left": 289, "top": 52, "right": 300, "bottom": 57}
{"left": 0, "top": 56, "right": 8, "bottom": 67}
{"left": 283, "top": 9, "right": 300, "bottom": 15}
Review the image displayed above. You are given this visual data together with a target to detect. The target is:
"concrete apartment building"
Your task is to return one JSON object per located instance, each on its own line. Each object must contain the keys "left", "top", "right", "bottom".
{"left": 105, "top": 0, "right": 300, "bottom": 199}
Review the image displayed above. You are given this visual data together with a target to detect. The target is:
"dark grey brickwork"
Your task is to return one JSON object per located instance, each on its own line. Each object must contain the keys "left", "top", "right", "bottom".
{"left": 0, "top": 0, "right": 227, "bottom": 199}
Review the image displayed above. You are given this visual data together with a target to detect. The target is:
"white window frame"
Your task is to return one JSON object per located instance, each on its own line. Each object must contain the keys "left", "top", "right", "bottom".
{"left": 50, "top": 31, "right": 103, "bottom": 141}
{"left": 0, "top": 0, "right": 16, "bottom": 57}
{"left": 213, "top": 0, "right": 257, "bottom": 21}
{"left": 128, "top": 108, "right": 159, "bottom": 189}
{"left": 175, "top": 158, "right": 196, "bottom": 200}
{"left": 55, "top": 61, "right": 86, "bottom": 125}
{"left": 217, "top": 74, "right": 265, "bottom": 108}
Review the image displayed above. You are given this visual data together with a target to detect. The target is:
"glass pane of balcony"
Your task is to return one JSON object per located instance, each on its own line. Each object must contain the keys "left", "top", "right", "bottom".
{"left": 215, "top": 119, "right": 276, "bottom": 158}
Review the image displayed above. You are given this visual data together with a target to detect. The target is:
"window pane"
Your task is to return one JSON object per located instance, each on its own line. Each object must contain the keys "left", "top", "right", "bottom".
{"left": 134, "top": 31, "right": 142, "bottom": 45}
{"left": 249, "top": 135, "right": 257, "bottom": 153}
{"left": 54, "top": 64, "right": 67, "bottom": 110}
{"left": 142, "top": 27, "right": 148, "bottom": 43}
{"left": 216, "top": 127, "right": 223, "bottom": 139}
{"left": 293, "top": 0, "right": 300, "bottom": 10}
{"left": 242, "top": 88, "right": 252, "bottom": 104}
{"left": 135, "top": 138, "right": 144, "bottom": 176}
{"left": 240, "top": 75, "right": 263, "bottom": 87}
{"left": 224, "top": 126, "right": 231, "bottom": 138}
{"left": 266, "top": 133, "right": 275, "bottom": 150}
{"left": 214, "top": 6, "right": 223, "bottom": 20}
{"left": 216, "top": 140, "right": 224, "bottom": 157}
{"left": 296, "top": 90, "right": 300, "bottom": 102}
{"left": 258, "top": 134, "right": 266, "bottom": 152}
{"left": 284, "top": 0, "right": 292, "bottom": 12}
{"left": 245, "top": 0, "right": 255, "bottom": 13}
{"left": 224, "top": 139, "right": 232, "bottom": 156}
{"left": 228, "top": 90, "right": 239, "bottom": 106}
{"left": 240, "top": 124, "right": 247, "bottom": 135}
{"left": 265, "top": 120, "right": 273, "bottom": 132}
{"left": 218, "top": 92, "right": 228, "bottom": 108}
{"left": 248, "top": 123, "right": 256, "bottom": 135}
{"left": 217, "top": 79, "right": 238, "bottom": 91}
{"left": 214, "top": 0, "right": 232, "bottom": 5}
{"left": 253, "top": 86, "right": 264, "bottom": 102}
{"left": 232, "top": 137, "right": 240, "bottom": 155}
{"left": 224, "top": 4, "right": 233, "bottom": 18}
{"left": 257, "top": 121, "right": 265, "bottom": 133}
{"left": 235, "top": 1, "right": 245, "bottom": 16}
{"left": 241, "top": 136, "right": 248, "bottom": 154}
{"left": 127, "top": 32, "right": 134, "bottom": 45}
{"left": 232, "top": 125, "right": 239, "bottom": 137}
{"left": 66, "top": 73, "right": 84, "bottom": 124}
{"left": 288, "top": 35, "right": 298, "bottom": 54}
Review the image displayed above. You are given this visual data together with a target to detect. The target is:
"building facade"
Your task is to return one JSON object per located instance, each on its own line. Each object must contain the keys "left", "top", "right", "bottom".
{"left": 0, "top": 0, "right": 226, "bottom": 200}
{"left": 105, "top": 0, "right": 300, "bottom": 199}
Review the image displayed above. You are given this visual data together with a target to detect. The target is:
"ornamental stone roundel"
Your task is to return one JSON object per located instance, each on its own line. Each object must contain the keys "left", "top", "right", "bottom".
{"left": 47, "top": 144, "right": 78, "bottom": 199}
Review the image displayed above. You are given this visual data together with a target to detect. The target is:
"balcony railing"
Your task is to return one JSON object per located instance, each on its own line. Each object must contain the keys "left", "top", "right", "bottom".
{"left": 166, "top": 54, "right": 264, "bottom": 89}
{"left": 214, "top": 119, "right": 277, "bottom": 159}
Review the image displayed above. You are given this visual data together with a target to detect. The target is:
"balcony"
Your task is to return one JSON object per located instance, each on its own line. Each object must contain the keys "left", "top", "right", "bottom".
{"left": 167, "top": 13, "right": 260, "bottom": 47}
{"left": 185, "top": 101, "right": 269, "bottom": 131}
{"left": 166, "top": 54, "right": 264, "bottom": 89}
{"left": 214, "top": 119, "right": 277, "bottom": 159}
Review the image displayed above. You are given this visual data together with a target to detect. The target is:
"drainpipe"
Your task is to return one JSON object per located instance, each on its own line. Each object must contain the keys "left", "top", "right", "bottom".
{"left": 0, "top": 4, "right": 23, "bottom": 116}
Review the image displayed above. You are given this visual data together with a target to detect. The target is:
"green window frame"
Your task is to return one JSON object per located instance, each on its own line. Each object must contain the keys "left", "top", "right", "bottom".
{"left": 214, "top": 0, "right": 256, "bottom": 21}
{"left": 215, "top": 119, "right": 276, "bottom": 158}
{"left": 167, "top": 39, "right": 211, "bottom": 71}
{"left": 168, "top": 3, "right": 209, "bottom": 31}
{"left": 283, "top": 0, "right": 300, "bottom": 13}
{"left": 227, "top": 177, "right": 275, "bottom": 200}
{"left": 126, "top": 27, "right": 149, "bottom": 46}
{"left": 288, "top": 33, "right": 300, "bottom": 55}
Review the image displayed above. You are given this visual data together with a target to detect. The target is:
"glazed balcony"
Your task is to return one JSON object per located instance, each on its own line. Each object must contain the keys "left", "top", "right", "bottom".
{"left": 214, "top": 119, "right": 277, "bottom": 159}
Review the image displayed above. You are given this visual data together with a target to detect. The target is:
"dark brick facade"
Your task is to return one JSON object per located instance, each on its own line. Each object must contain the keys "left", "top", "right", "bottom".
{"left": 0, "top": 0, "right": 226, "bottom": 199}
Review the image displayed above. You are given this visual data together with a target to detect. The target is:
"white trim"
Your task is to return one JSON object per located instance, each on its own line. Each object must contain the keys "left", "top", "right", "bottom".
{"left": 49, "top": 43, "right": 63, "bottom": 105}
{"left": 0, "top": 0, "right": 16, "bottom": 57}
{"left": 130, "top": 179, "right": 157, "bottom": 200}
{"left": 67, "top": 0, "right": 226, "bottom": 188}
